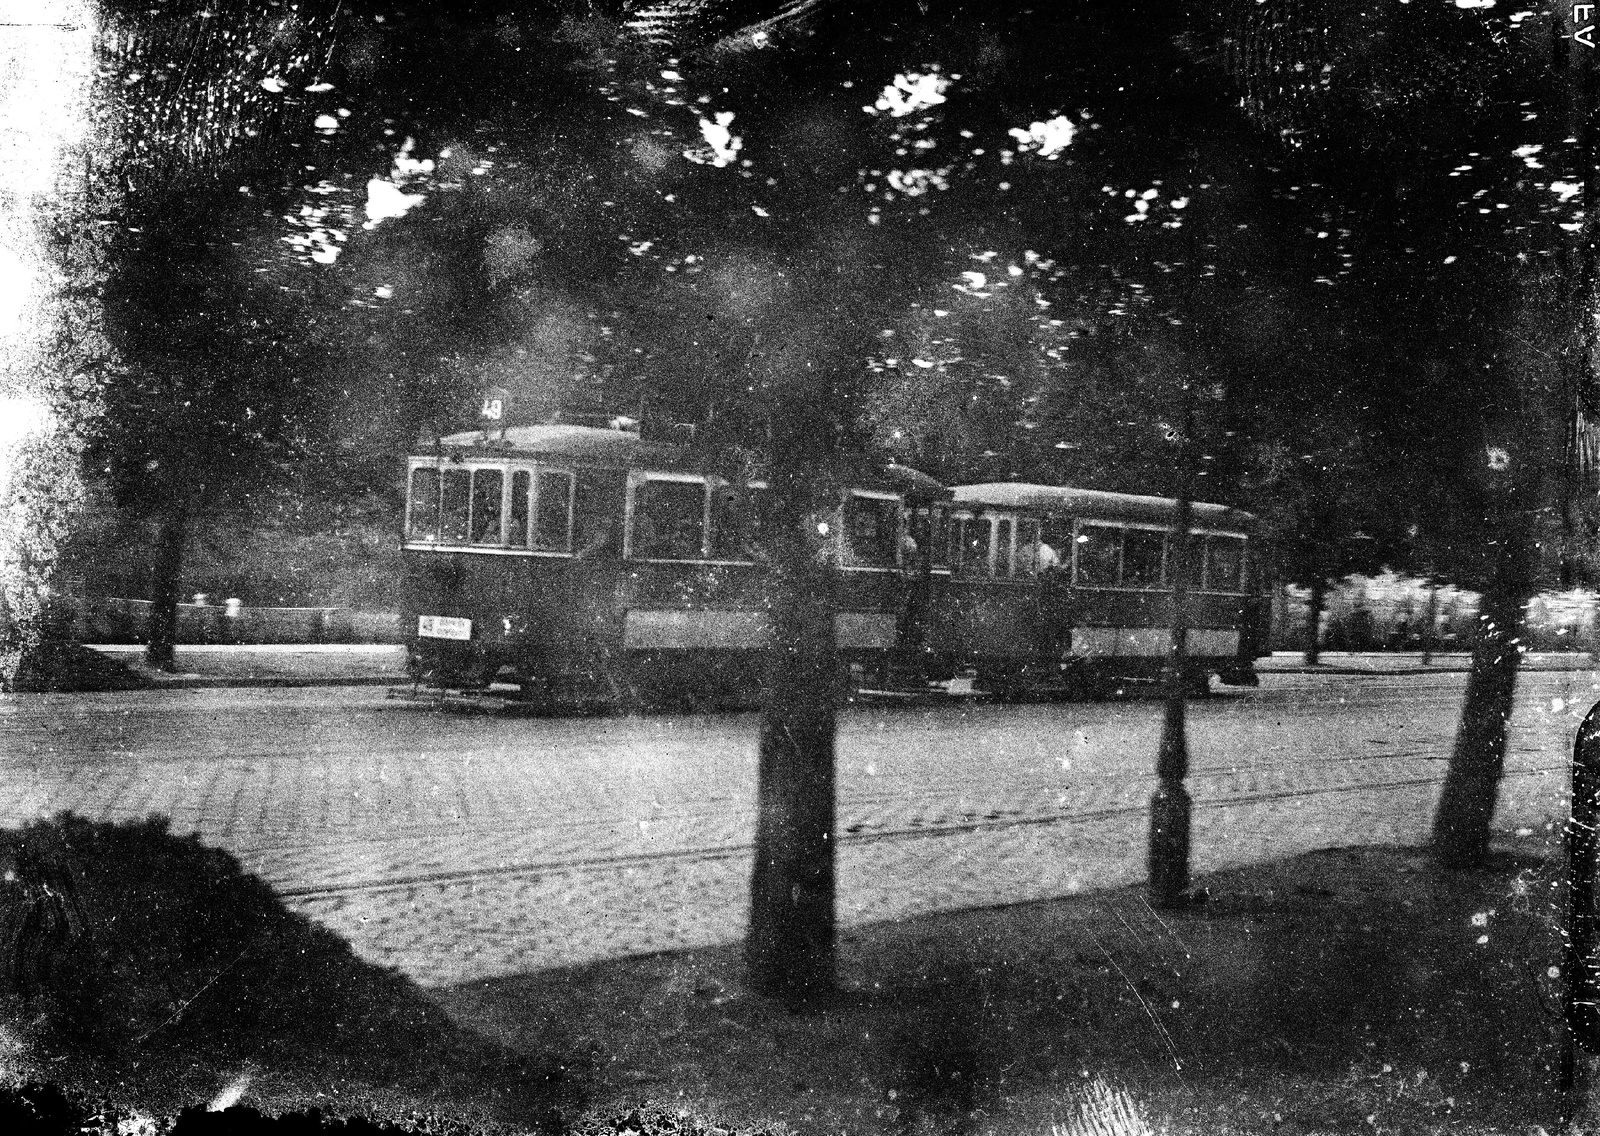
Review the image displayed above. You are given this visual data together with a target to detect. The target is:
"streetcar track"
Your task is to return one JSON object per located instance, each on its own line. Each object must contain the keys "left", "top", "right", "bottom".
{"left": 119, "top": 744, "right": 1548, "bottom": 861}
{"left": 273, "top": 765, "right": 1562, "bottom": 901}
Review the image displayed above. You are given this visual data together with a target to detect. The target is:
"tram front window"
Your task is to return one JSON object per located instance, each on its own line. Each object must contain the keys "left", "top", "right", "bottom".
{"left": 408, "top": 468, "right": 440, "bottom": 541}
{"left": 471, "top": 469, "right": 504, "bottom": 545}
{"left": 440, "top": 468, "right": 471, "bottom": 544}
{"left": 508, "top": 471, "right": 531, "bottom": 546}
{"left": 1015, "top": 519, "right": 1040, "bottom": 575}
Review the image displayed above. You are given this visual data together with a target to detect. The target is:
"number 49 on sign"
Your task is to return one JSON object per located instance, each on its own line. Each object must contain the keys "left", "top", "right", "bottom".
{"left": 479, "top": 386, "right": 510, "bottom": 425}
{"left": 1575, "top": 4, "right": 1596, "bottom": 48}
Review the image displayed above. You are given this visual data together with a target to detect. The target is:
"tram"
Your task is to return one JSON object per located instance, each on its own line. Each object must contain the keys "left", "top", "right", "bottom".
{"left": 399, "top": 421, "right": 945, "bottom": 708}
{"left": 399, "top": 421, "right": 1269, "bottom": 706}
{"left": 924, "top": 484, "right": 1268, "bottom": 696}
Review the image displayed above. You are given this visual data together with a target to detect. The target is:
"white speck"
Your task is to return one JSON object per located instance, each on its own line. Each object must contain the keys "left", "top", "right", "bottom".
{"left": 1007, "top": 115, "right": 1076, "bottom": 159}
{"left": 363, "top": 179, "right": 426, "bottom": 228}
{"left": 871, "top": 70, "right": 953, "bottom": 118}
{"left": 260, "top": 77, "right": 286, "bottom": 93}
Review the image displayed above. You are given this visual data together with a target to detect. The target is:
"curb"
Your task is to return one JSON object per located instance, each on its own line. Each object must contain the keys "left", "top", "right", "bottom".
{"left": 135, "top": 674, "right": 408, "bottom": 690}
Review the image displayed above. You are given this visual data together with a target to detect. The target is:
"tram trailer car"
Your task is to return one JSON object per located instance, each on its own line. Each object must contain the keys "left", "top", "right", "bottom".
{"left": 926, "top": 484, "right": 1268, "bottom": 696}
{"left": 400, "top": 423, "right": 945, "bottom": 708}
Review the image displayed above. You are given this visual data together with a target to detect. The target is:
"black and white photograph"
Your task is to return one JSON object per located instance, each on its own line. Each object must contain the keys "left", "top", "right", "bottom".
{"left": 0, "top": 0, "right": 1593, "bottom": 1132}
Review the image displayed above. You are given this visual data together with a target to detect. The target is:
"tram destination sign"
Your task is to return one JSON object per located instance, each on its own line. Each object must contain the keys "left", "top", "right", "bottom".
{"left": 417, "top": 615, "right": 472, "bottom": 641}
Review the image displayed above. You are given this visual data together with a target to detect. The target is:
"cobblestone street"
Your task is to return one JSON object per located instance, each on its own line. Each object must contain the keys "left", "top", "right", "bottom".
{"left": 1, "top": 670, "right": 1581, "bottom": 985}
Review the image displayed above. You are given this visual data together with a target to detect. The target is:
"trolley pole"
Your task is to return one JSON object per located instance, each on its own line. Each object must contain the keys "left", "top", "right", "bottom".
{"left": 1149, "top": 388, "right": 1194, "bottom": 908}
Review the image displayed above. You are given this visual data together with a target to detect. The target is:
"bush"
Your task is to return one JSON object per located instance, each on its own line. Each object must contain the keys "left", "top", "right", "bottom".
{"left": 0, "top": 814, "right": 565, "bottom": 1122}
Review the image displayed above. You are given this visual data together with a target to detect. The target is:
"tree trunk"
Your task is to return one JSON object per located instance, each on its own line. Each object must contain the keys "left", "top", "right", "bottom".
{"left": 1304, "top": 578, "right": 1326, "bottom": 665}
{"left": 1431, "top": 480, "right": 1534, "bottom": 868}
{"left": 1150, "top": 383, "right": 1194, "bottom": 908}
{"left": 1421, "top": 577, "right": 1439, "bottom": 665}
{"left": 144, "top": 498, "right": 188, "bottom": 671}
{"left": 746, "top": 481, "right": 838, "bottom": 1007}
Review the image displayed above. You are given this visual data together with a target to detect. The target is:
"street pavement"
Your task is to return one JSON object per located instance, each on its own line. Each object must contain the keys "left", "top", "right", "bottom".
{"left": 0, "top": 669, "right": 1585, "bottom": 987}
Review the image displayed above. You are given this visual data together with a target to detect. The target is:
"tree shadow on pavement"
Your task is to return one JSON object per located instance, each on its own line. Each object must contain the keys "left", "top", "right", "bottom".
{"left": 436, "top": 839, "right": 1566, "bottom": 1135}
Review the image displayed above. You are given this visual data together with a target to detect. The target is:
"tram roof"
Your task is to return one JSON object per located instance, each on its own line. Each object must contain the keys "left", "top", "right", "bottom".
{"left": 423, "top": 424, "right": 950, "bottom": 498}
{"left": 430, "top": 424, "right": 691, "bottom": 466}
{"left": 950, "top": 482, "right": 1256, "bottom": 530}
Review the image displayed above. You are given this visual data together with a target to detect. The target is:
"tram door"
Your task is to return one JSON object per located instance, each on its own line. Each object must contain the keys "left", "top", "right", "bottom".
{"left": 902, "top": 505, "right": 946, "bottom": 655}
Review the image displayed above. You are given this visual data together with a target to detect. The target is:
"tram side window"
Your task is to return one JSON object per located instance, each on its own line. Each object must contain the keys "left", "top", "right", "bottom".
{"left": 842, "top": 494, "right": 899, "bottom": 568}
{"left": 1122, "top": 529, "right": 1166, "bottom": 588}
{"left": 749, "top": 486, "right": 774, "bottom": 550}
{"left": 1206, "top": 535, "right": 1246, "bottom": 592}
{"left": 408, "top": 468, "right": 440, "bottom": 542}
{"left": 572, "top": 472, "right": 620, "bottom": 558}
{"left": 440, "top": 468, "right": 471, "bottom": 544}
{"left": 946, "top": 514, "right": 968, "bottom": 573}
{"left": 632, "top": 478, "right": 707, "bottom": 560}
{"left": 470, "top": 469, "right": 504, "bottom": 545}
{"left": 535, "top": 471, "right": 574, "bottom": 552}
{"left": 928, "top": 508, "right": 950, "bottom": 569}
{"left": 709, "top": 483, "right": 759, "bottom": 561}
{"left": 1074, "top": 524, "right": 1121, "bottom": 586}
{"left": 907, "top": 507, "right": 947, "bottom": 569}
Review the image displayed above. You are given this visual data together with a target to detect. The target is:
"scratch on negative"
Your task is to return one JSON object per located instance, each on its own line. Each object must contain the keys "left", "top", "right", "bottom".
{"left": 135, "top": 945, "right": 251, "bottom": 1044}
{"left": 1089, "top": 932, "right": 1187, "bottom": 1081}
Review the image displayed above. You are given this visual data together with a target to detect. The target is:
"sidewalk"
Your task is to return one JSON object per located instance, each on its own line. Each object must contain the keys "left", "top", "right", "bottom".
{"left": 1259, "top": 649, "right": 1600, "bottom": 675}
{"left": 66, "top": 645, "right": 1600, "bottom": 690}
{"left": 9, "top": 825, "right": 1572, "bottom": 1135}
